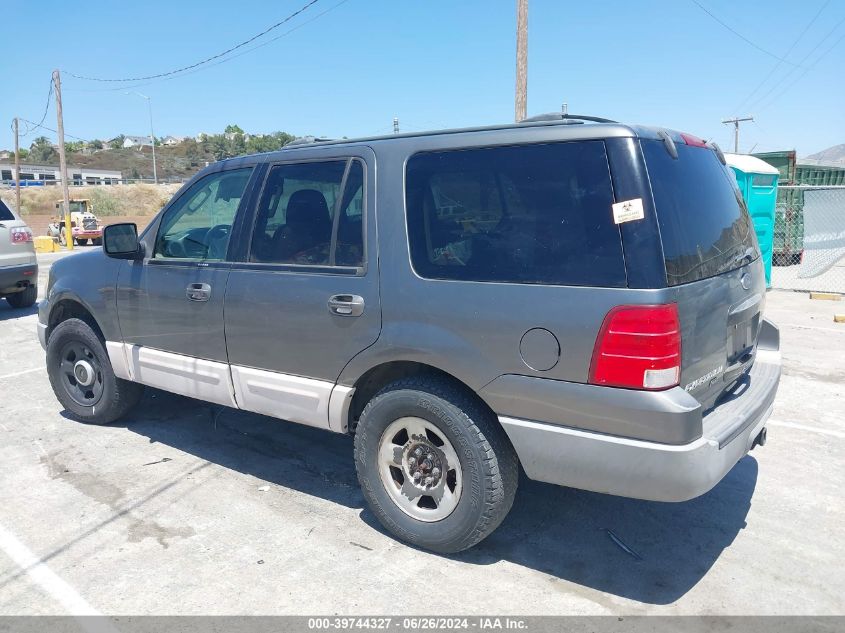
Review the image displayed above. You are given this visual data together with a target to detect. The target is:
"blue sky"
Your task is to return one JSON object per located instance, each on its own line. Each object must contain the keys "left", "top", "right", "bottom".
{"left": 2, "top": 0, "right": 843, "bottom": 156}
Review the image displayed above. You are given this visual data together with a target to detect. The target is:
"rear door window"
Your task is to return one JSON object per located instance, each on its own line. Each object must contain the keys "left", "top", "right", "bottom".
{"left": 405, "top": 141, "right": 626, "bottom": 287}
{"left": 249, "top": 159, "right": 364, "bottom": 268}
{"left": 642, "top": 140, "right": 759, "bottom": 286}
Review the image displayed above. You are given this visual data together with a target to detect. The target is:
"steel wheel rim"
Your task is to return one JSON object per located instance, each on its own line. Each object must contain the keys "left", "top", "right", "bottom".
{"left": 377, "top": 416, "right": 463, "bottom": 522}
{"left": 58, "top": 341, "right": 105, "bottom": 407}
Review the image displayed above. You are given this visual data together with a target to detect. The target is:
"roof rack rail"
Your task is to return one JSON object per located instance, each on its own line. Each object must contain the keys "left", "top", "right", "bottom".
{"left": 286, "top": 135, "right": 333, "bottom": 147}
{"left": 519, "top": 113, "right": 617, "bottom": 124}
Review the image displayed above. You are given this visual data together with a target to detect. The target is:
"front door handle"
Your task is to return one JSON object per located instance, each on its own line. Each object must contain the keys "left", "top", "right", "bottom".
{"left": 186, "top": 282, "right": 211, "bottom": 302}
{"left": 328, "top": 294, "right": 364, "bottom": 317}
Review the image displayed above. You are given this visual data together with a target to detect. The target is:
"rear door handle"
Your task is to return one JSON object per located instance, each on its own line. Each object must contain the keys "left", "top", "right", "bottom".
{"left": 186, "top": 282, "right": 211, "bottom": 302}
{"left": 328, "top": 294, "right": 364, "bottom": 317}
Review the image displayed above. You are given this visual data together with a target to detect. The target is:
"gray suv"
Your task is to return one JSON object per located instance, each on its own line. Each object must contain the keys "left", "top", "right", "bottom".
{"left": 38, "top": 116, "right": 780, "bottom": 553}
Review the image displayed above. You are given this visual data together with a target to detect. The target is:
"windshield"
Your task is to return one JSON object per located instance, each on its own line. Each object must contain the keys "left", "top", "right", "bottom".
{"left": 642, "top": 139, "right": 759, "bottom": 286}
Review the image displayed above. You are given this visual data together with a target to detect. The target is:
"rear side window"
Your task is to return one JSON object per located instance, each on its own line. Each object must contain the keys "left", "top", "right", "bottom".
{"left": 642, "top": 140, "right": 759, "bottom": 286}
{"left": 405, "top": 141, "right": 625, "bottom": 286}
{"left": 0, "top": 200, "right": 14, "bottom": 221}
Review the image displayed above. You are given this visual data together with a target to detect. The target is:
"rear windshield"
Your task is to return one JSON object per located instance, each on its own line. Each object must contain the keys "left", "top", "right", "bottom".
{"left": 0, "top": 200, "right": 14, "bottom": 221}
{"left": 642, "top": 140, "right": 759, "bottom": 286}
{"left": 405, "top": 141, "right": 626, "bottom": 287}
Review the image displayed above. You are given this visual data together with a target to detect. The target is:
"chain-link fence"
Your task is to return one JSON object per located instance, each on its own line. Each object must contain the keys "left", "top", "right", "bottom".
{"left": 771, "top": 185, "right": 845, "bottom": 293}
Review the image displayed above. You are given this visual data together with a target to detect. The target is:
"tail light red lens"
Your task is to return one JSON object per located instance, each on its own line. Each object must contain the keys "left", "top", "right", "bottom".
{"left": 10, "top": 227, "right": 33, "bottom": 244}
{"left": 590, "top": 304, "right": 681, "bottom": 391}
{"left": 680, "top": 132, "right": 708, "bottom": 147}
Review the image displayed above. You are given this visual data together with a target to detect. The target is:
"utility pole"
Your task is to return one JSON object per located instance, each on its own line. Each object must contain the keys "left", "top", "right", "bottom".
{"left": 53, "top": 69, "right": 73, "bottom": 250}
{"left": 722, "top": 116, "right": 754, "bottom": 153}
{"left": 13, "top": 118, "right": 20, "bottom": 215}
{"left": 393, "top": 117, "right": 399, "bottom": 134}
{"left": 515, "top": 0, "right": 528, "bottom": 122}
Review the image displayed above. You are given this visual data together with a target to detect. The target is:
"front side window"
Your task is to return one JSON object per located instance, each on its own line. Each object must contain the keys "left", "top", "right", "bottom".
{"left": 405, "top": 141, "right": 625, "bottom": 286}
{"left": 153, "top": 168, "right": 252, "bottom": 261}
{"left": 250, "top": 159, "right": 364, "bottom": 267}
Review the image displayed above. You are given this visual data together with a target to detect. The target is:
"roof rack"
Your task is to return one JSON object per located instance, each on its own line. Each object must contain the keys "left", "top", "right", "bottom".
{"left": 519, "top": 113, "right": 617, "bottom": 124}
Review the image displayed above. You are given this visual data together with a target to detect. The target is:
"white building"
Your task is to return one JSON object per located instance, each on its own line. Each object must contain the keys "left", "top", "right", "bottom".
{"left": 0, "top": 163, "right": 123, "bottom": 185}
{"left": 122, "top": 135, "right": 153, "bottom": 149}
{"left": 161, "top": 135, "right": 186, "bottom": 146}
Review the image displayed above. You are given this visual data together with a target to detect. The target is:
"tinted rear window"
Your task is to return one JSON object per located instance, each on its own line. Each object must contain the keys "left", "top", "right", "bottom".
{"left": 405, "top": 141, "right": 626, "bottom": 286}
{"left": 0, "top": 200, "right": 14, "bottom": 221}
{"left": 643, "top": 140, "right": 759, "bottom": 286}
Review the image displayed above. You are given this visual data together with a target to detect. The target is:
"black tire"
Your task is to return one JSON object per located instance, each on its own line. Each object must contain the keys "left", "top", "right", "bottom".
{"left": 6, "top": 285, "right": 37, "bottom": 309}
{"left": 92, "top": 237, "right": 102, "bottom": 246}
{"left": 47, "top": 318, "right": 144, "bottom": 425}
{"left": 354, "top": 375, "right": 518, "bottom": 553}
{"left": 75, "top": 238, "right": 88, "bottom": 246}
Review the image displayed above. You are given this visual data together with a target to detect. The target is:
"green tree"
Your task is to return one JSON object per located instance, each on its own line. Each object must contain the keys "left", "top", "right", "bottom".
{"left": 224, "top": 124, "right": 244, "bottom": 135}
{"left": 183, "top": 138, "right": 201, "bottom": 161}
{"left": 17, "top": 148, "right": 29, "bottom": 160}
{"left": 88, "top": 139, "right": 104, "bottom": 150}
{"left": 29, "top": 136, "right": 56, "bottom": 162}
{"left": 109, "top": 135, "right": 126, "bottom": 150}
{"left": 65, "top": 141, "right": 85, "bottom": 153}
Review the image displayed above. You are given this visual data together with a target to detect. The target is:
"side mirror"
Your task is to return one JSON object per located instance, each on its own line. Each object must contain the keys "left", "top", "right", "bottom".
{"left": 103, "top": 223, "right": 143, "bottom": 260}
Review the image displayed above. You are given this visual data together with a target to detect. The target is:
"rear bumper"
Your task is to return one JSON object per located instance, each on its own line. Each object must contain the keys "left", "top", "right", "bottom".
{"left": 498, "top": 321, "right": 781, "bottom": 502}
{"left": 0, "top": 263, "right": 37, "bottom": 294}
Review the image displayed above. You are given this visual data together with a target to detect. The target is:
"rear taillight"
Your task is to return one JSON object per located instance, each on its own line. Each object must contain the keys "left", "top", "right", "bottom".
{"left": 10, "top": 227, "right": 33, "bottom": 244}
{"left": 590, "top": 304, "right": 681, "bottom": 391}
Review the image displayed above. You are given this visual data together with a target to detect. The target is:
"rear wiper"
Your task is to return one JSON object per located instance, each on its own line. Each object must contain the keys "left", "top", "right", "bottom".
{"left": 734, "top": 247, "right": 756, "bottom": 266}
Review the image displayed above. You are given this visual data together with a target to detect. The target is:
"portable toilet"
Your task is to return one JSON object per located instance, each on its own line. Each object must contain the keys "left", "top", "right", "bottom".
{"left": 725, "top": 153, "right": 779, "bottom": 286}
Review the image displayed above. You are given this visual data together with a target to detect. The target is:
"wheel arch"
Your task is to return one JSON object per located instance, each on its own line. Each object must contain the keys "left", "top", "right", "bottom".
{"left": 47, "top": 296, "right": 106, "bottom": 344}
{"left": 347, "top": 360, "right": 500, "bottom": 434}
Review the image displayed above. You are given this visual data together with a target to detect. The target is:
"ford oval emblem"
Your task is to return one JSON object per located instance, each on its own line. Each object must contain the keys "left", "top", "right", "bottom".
{"left": 741, "top": 273, "right": 752, "bottom": 290}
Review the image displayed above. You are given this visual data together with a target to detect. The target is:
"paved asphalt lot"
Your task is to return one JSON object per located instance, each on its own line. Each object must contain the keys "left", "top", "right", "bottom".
{"left": 0, "top": 249, "right": 842, "bottom": 615}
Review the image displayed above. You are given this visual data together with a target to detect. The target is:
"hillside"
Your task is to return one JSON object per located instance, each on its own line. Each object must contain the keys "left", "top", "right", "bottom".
{"left": 806, "top": 143, "right": 845, "bottom": 163}
{"left": 65, "top": 145, "right": 211, "bottom": 181}
{"left": 5, "top": 126, "right": 298, "bottom": 181}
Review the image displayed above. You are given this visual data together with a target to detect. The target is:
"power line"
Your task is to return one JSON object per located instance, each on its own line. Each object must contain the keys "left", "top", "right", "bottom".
{"left": 731, "top": 0, "right": 829, "bottom": 115}
{"left": 16, "top": 80, "right": 55, "bottom": 137}
{"left": 748, "top": 14, "right": 845, "bottom": 113}
{"left": 690, "top": 0, "right": 804, "bottom": 67}
{"left": 17, "top": 117, "right": 87, "bottom": 143}
{"left": 62, "top": 0, "right": 349, "bottom": 94}
{"left": 65, "top": 0, "right": 320, "bottom": 83}
{"left": 756, "top": 31, "right": 845, "bottom": 114}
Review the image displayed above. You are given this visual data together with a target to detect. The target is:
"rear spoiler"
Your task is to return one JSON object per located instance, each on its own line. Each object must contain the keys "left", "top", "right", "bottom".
{"left": 655, "top": 129, "right": 727, "bottom": 165}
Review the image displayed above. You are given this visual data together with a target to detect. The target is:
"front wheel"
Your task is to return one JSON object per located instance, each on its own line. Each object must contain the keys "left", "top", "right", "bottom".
{"left": 47, "top": 318, "right": 144, "bottom": 424}
{"left": 92, "top": 237, "right": 102, "bottom": 246}
{"left": 354, "top": 376, "right": 518, "bottom": 553}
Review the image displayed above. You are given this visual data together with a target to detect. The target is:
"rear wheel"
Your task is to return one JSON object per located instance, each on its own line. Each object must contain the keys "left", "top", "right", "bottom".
{"left": 354, "top": 376, "right": 518, "bottom": 553}
{"left": 6, "top": 285, "right": 37, "bottom": 309}
{"left": 47, "top": 318, "right": 144, "bottom": 424}
{"left": 92, "top": 237, "right": 102, "bottom": 246}
{"left": 75, "top": 238, "right": 88, "bottom": 246}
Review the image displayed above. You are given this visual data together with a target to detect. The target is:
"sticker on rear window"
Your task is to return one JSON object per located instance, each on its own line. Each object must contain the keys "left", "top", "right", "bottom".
{"left": 612, "top": 198, "right": 645, "bottom": 224}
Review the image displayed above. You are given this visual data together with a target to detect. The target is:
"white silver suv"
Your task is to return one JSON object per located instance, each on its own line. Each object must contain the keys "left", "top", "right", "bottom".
{"left": 0, "top": 199, "right": 38, "bottom": 308}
